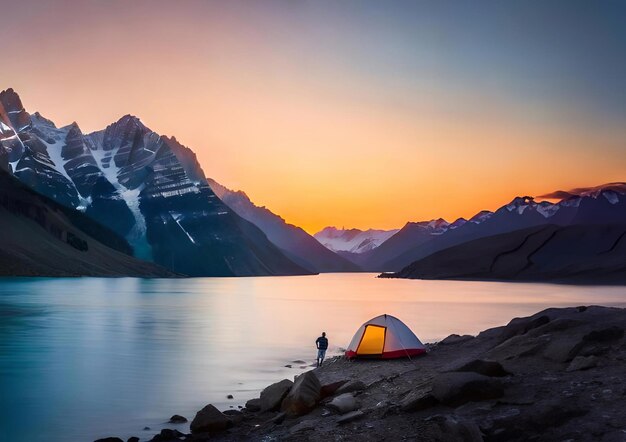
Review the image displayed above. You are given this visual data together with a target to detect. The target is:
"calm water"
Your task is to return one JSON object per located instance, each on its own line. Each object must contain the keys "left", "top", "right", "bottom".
{"left": 1, "top": 274, "right": 625, "bottom": 441}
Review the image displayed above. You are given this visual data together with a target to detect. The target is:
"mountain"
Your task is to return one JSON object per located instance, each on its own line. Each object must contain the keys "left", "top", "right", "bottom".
{"left": 0, "top": 169, "right": 174, "bottom": 277}
{"left": 383, "top": 224, "right": 626, "bottom": 284}
{"left": 157, "top": 136, "right": 359, "bottom": 272}
{"left": 313, "top": 227, "right": 399, "bottom": 254}
{"left": 362, "top": 184, "right": 626, "bottom": 272}
{"left": 207, "top": 179, "right": 360, "bottom": 273}
{"left": 0, "top": 88, "right": 311, "bottom": 277}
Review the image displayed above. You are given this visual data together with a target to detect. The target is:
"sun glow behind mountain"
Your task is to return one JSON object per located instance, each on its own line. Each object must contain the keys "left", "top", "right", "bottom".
{"left": 3, "top": 1, "right": 625, "bottom": 233}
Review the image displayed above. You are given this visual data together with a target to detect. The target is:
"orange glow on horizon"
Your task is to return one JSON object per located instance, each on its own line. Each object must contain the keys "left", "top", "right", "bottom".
{"left": 4, "top": 2, "right": 625, "bottom": 234}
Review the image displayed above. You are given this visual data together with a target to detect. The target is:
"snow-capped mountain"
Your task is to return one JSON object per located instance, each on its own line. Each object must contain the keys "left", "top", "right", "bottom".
{"left": 313, "top": 227, "right": 400, "bottom": 254}
{"left": 358, "top": 184, "right": 626, "bottom": 272}
{"left": 0, "top": 88, "right": 310, "bottom": 277}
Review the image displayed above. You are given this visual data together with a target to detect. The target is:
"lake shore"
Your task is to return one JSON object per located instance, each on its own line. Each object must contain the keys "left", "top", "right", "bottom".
{"left": 99, "top": 304, "right": 626, "bottom": 442}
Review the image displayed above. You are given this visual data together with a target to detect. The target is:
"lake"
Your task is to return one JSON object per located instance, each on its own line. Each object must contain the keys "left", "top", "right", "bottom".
{"left": 1, "top": 273, "right": 625, "bottom": 441}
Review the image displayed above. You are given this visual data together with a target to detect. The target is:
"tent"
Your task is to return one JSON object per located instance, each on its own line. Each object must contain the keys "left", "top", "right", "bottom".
{"left": 345, "top": 314, "right": 426, "bottom": 359}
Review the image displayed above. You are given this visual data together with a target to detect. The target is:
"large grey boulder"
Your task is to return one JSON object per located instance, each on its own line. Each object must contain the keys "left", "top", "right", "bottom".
{"left": 327, "top": 393, "right": 358, "bottom": 414}
{"left": 431, "top": 372, "right": 504, "bottom": 406}
{"left": 260, "top": 379, "right": 293, "bottom": 411}
{"left": 190, "top": 404, "right": 232, "bottom": 434}
{"left": 281, "top": 371, "right": 322, "bottom": 416}
{"left": 543, "top": 335, "right": 585, "bottom": 362}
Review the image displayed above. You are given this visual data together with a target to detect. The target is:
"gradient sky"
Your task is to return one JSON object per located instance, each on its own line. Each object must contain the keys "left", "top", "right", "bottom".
{"left": 2, "top": 1, "right": 625, "bottom": 233}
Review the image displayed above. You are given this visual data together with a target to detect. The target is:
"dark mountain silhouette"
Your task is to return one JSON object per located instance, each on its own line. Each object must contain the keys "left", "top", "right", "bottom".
{"left": 383, "top": 224, "right": 626, "bottom": 284}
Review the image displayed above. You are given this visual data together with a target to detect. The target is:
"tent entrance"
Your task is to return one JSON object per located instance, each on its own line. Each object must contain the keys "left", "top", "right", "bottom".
{"left": 357, "top": 324, "right": 386, "bottom": 355}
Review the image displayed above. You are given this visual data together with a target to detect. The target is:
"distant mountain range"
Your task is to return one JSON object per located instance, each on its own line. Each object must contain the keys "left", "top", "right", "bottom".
{"left": 335, "top": 184, "right": 626, "bottom": 274}
{"left": 313, "top": 227, "right": 399, "bottom": 254}
{"left": 0, "top": 88, "right": 323, "bottom": 276}
{"left": 1, "top": 87, "right": 624, "bottom": 281}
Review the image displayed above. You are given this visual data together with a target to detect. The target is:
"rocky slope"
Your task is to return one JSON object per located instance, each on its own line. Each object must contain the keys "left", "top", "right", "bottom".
{"left": 382, "top": 224, "right": 626, "bottom": 284}
{"left": 0, "top": 170, "right": 174, "bottom": 277}
{"left": 0, "top": 88, "right": 311, "bottom": 277}
{"left": 100, "top": 306, "right": 626, "bottom": 441}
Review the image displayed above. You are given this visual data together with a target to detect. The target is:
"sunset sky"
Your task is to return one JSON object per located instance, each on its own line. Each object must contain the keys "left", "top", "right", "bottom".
{"left": 3, "top": 0, "right": 625, "bottom": 233}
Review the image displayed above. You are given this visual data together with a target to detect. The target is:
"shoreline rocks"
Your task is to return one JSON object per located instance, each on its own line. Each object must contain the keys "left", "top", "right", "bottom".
{"left": 97, "top": 305, "right": 626, "bottom": 442}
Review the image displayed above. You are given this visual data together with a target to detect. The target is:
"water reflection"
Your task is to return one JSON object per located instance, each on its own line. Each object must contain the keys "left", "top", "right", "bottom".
{"left": 0, "top": 274, "right": 625, "bottom": 441}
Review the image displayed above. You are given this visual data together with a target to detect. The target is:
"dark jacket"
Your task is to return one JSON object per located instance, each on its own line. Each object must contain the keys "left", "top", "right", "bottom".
{"left": 316, "top": 336, "right": 328, "bottom": 350}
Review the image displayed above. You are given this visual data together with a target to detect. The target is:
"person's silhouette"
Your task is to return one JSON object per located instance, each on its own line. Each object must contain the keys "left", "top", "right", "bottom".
{"left": 315, "top": 332, "right": 328, "bottom": 367}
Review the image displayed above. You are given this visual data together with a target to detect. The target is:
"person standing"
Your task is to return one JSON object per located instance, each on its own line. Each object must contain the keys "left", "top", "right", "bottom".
{"left": 316, "top": 332, "right": 328, "bottom": 367}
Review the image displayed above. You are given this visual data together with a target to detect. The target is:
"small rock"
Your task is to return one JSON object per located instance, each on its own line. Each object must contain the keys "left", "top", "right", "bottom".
{"left": 400, "top": 390, "right": 438, "bottom": 412}
{"left": 223, "top": 409, "right": 244, "bottom": 424}
{"left": 127, "top": 438, "right": 140, "bottom": 442}
{"left": 284, "top": 364, "right": 292, "bottom": 368}
{"left": 260, "top": 379, "right": 293, "bottom": 411}
{"left": 454, "top": 359, "right": 509, "bottom": 377}
{"left": 143, "top": 427, "right": 151, "bottom": 431}
{"left": 149, "top": 429, "right": 185, "bottom": 442}
{"left": 168, "top": 414, "right": 188, "bottom": 423}
{"left": 335, "top": 380, "right": 367, "bottom": 395}
{"left": 227, "top": 394, "right": 234, "bottom": 399}
{"left": 94, "top": 438, "right": 123, "bottom": 442}
{"left": 431, "top": 372, "right": 504, "bottom": 406}
{"left": 292, "top": 360, "right": 306, "bottom": 364}
{"left": 190, "top": 404, "right": 232, "bottom": 434}
{"left": 289, "top": 420, "right": 316, "bottom": 435}
{"left": 566, "top": 355, "right": 598, "bottom": 372}
{"left": 327, "top": 393, "right": 358, "bottom": 414}
{"left": 245, "top": 398, "right": 261, "bottom": 412}
{"left": 281, "top": 371, "right": 322, "bottom": 416}
{"left": 320, "top": 380, "right": 348, "bottom": 398}
{"left": 337, "top": 410, "right": 365, "bottom": 424}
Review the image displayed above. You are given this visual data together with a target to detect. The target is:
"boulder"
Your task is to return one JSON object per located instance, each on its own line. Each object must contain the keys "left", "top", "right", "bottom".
{"left": 499, "top": 315, "right": 550, "bottom": 342}
{"left": 223, "top": 409, "right": 244, "bottom": 424}
{"left": 148, "top": 429, "right": 186, "bottom": 441}
{"left": 566, "top": 355, "right": 598, "bottom": 372}
{"left": 94, "top": 439, "right": 123, "bottom": 442}
{"left": 190, "top": 404, "right": 232, "bottom": 434}
{"left": 337, "top": 410, "right": 365, "bottom": 424}
{"left": 431, "top": 372, "right": 504, "bottom": 406}
{"left": 335, "top": 380, "right": 367, "bottom": 395}
{"left": 454, "top": 360, "right": 509, "bottom": 377}
{"left": 260, "top": 379, "right": 293, "bottom": 411}
{"left": 440, "top": 334, "right": 474, "bottom": 345}
{"left": 281, "top": 371, "right": 322, "bottom": 416}
{"left": 400, "top": 390, "right": 438, "bottom": 412}
{"left": 320, "top": 380, "right": 348, "bottom": 398}
{"left": 487, "top": 334, "right": 550, "bottom": 361}
{"left": 327, "top": 393, "right": 358, "bottom": 414}
{"left": 244, "top": 398, "right": 261, "bottom": 412}
{"left": 168, "top": 414, "right": 187, "bottom": 423}
{"left": 543, "top": 335, "right": 585, "bottom": 362}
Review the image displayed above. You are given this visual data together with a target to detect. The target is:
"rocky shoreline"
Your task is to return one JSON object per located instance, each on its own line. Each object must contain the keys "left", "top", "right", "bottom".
{"left": 97, "top": 305, "right": 626, "bottom": 442}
